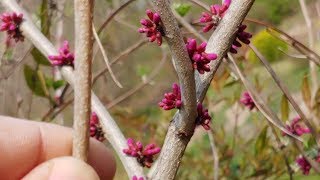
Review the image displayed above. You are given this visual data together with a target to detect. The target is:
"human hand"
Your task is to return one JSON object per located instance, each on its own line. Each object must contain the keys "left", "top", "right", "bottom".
{"left": 0, "top": 116, "right": 116, "bottom": 180}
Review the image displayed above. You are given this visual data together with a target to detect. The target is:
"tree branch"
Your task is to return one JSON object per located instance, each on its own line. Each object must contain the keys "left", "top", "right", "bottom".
{"left": 72, "top": 0, "right": 94, "bottom": 162}
{"left": 249, "top": 44, "right": 320, "bottom": 147}
{"left": 153, "top": 0, "right": 197, "bottom": 136}
{"left": 149, "top": 0, "right": 255, "bottom": 179}
{"left": 226, "top": 54, "right": 302, "bottom": 141}
{"left": 0, "top": 0, "right": 145, "bottom": 178}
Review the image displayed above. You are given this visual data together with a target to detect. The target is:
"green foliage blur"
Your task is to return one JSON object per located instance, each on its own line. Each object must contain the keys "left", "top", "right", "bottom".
{"left": 250, "top": 0, "right": 299, "bottom": 24}
{"left": 247, "top": 30, "right": 288, "bottom": 64}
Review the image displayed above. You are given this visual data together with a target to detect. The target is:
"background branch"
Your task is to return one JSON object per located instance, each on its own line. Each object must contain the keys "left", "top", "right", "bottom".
{"left": 0, "top": 0, "right": 145, "bottom": 178}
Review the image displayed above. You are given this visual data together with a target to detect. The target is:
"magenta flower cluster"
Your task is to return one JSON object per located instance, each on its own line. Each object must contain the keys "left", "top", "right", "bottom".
{"left": 296, "top": 156, "right": 312, "bottom": 175}
{"left": 240, "top": 91, "right": 255, "bottom": 110}
{"left": 0, "top": 12, "right": 24, "bottom": 43}
{"left": 132, "top": 176, "right": 144, "bottom": 180}
{"left": 123, "top": 138, "right": 161, "bottom": 168}
{"left": 48, "top": 41, "right": 74, "bottom": 68}
{"left": 138, "top": 10, "right": 163, "bottom": 46}
{"left": 196, "top": 103, "right": 212, "bottom": 130}
{"left": 282, "top": 116, "right": 310, "bottom": 137}
{"left": 199, "top": 0, "right": 231, "bottom": 32}
{"left": 296, "top": 154, "right": 320, "bottom": 175}
{"left": 199, "top": 0, "right": 252, "bottom": 54}
{"left": 229, "top": 24, "right": 252, "bottom": 54}
{"left": 159, "top": 83, "right": 182, "bottom": 110}
{"left": 186, "top": 38, "right": 218, "bottom": 74}
{"left": 89, "top": 112, "right": 105, "bottom": 142}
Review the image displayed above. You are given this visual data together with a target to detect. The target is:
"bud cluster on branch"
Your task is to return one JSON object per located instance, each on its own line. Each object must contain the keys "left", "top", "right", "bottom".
{"left": 123, "top": 138, "right": 161, "bottom": 168}
{"left": 0, "top": 12, "right": 24, "bottom": 44}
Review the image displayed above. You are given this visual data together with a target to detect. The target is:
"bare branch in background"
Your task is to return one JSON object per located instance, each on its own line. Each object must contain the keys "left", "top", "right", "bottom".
{"left": 187, "top": 0, "right": 210, "bottom": 11}
{"left": 92, "top": 24, "right": 123, "bottom": 88}
{"left": 298, "top": 0, "right": 318, "bottom": 96}
{"left": 244, "top": 18, "right": 320, "bottom": 66}
{"left": 249, "top": 44, "right": 320, "bottom": 147}
{"left": 0, "top": 45, "right": 32, "bottom": 80}
{"left": 172, "top": 9, "right": 206, "bottom": 42}
{"left": 107, "top": 50, "right": 167, "bottom": 109}
{"left": 207, "top": 131, "right": 219, "bottom": 180}
{"left": 149, "top": 0, "right": 255, "bottom": 179}
{"left": 0, "top": 0, "right": 145, "bottom": 178}
{"left": 72, "top": 0, "right": 94, "bottom": 162}
{"left": 226, "top": 54, "right": 302, "bottom": 141}
{"left": 97, "top": 0, "right": 137, "bottom": 35}
{"left": 92, "top": 39, "right": 147, "bottom": 85}
{"left": 278, "top": 48, "right": 307, "bottom": 59}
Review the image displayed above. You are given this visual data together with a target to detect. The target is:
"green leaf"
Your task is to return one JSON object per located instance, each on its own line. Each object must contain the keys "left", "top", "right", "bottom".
{"left": 305, "top": 137, "right": 316, "bottom": 149}
{"left": 4, "top": 49, "right": 13, "bottom": 60}
{"left": 301, "top": 75, "right": 311, "bottom": 108}
{"left": 136, "top": 65, "right": 150, "bottom": 77}
{"left": 24, "top": 65, "right": 46, "bottom": 97}
{"left": 45, "top": 77, "right": 54, "bottom": 88}
{"left": 313, "top": 88, "right": 320, "bottom": 118}
{"left": 280, "top": 95, "right": 289, "bottom": 122}
{"left": 173, "top": 3, "right": 192, "bottom": 17}
{"left": 52, "top": 80, "right": 65, "bottom": 90}
{"left": 31, "top": 48, "right": 51, "bottom": 66}
{"left": 255, "top": 126, "right": 268, "bottom": 155}
{"left": 40, "top": 0, "right": 50, "bottom": 37}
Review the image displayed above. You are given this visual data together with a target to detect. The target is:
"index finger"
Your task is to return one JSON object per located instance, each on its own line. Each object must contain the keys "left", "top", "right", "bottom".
{"left": 0, "top": 115, "right": 116, "bottom": 180}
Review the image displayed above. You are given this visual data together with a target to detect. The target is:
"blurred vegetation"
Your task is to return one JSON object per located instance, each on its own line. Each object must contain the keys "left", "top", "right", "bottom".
{"left": 247, "top": 30, "right": 288, "bottom": 64}
{"left": 249, "top": 0, "right": 299, "bottom": 25}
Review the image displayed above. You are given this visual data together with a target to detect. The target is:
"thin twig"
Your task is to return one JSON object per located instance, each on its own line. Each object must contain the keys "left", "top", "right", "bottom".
{"left": 267, "top": 123, "right": 293, "bottom": 180}
{"left": 207, "top": 130, "right": 219, "bottom": 180}
{"left": 97, "top": 0, "right": 137, "bottom": 35}
{"left": 299, "top": 0, "right": 318, "bottom": 96}
{"left": 172, "top": 9, "right": 206, "bottom": 42}
{"left": 92, "top": 24, "right": 123, "bottom": 88}
{"left": 187, "top": 0, "right": 210, "bottom": 11}
{"left": 73, "top": 0, "right": 94, "bottom": 162}
{"left": 249, "top": 44, "right": 320, "bottom": 147}
{"left": 244, "top": 18, "right": 320, "bottom": 66}
{"left": 278, "top": 48, "right": 307, "bottom": 59}
{"left": 92, "top": 39, "right": 147, "bottom": 85}
{"left": 226, "top": 54, "right": 303, "bottom": 141}
{"left": 0, "top": 45, "right": 33, "bottom": 80}
{"left": 107, "top": 50, "right": 167, "bottom": 108}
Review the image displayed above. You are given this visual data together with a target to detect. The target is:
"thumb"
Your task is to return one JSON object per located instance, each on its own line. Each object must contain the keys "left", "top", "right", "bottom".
{"left": 22, "top": 156, "right": 100, "bottom": 180}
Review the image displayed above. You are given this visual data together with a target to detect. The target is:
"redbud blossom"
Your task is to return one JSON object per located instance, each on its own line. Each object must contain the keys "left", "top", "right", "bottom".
{"left": 186, "top": 38, "right": 218, "bottom": 74}
{"left": 138, "top": 9, "right": 163, "bottom": 46}
{"left": 159, "top": 83, "right": 182, "bottom": 110}
{"left": 199, "top": 0, "right": 231, "bottom": 32}
{"left": 89, "top": 112, "right": 105, "bottom": 142}
{"left": 48, "top": 41, "right": 74, "bottom": 67}
{"left": 0, "top": 12, "right": 24, "bottom": 43}
{"left": 282, "top": 116, "right": 311, "bottom": 137}
{"left": 240, "top": 91, "right": 255, "bottom": 110}
{"left": 296, "top": 156, "right": 312, "bottom": 175}
{"left": 229, "top": 24, "right": 252, "bottom": 54}
{"left": 123, "top": 138, "right": 161, "bottom": 168}
{"left": 132, "top": 176, "right": 144, "bottom": 180}
{"left": 196, "top": 103, "right": 212, "bottom": 130}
